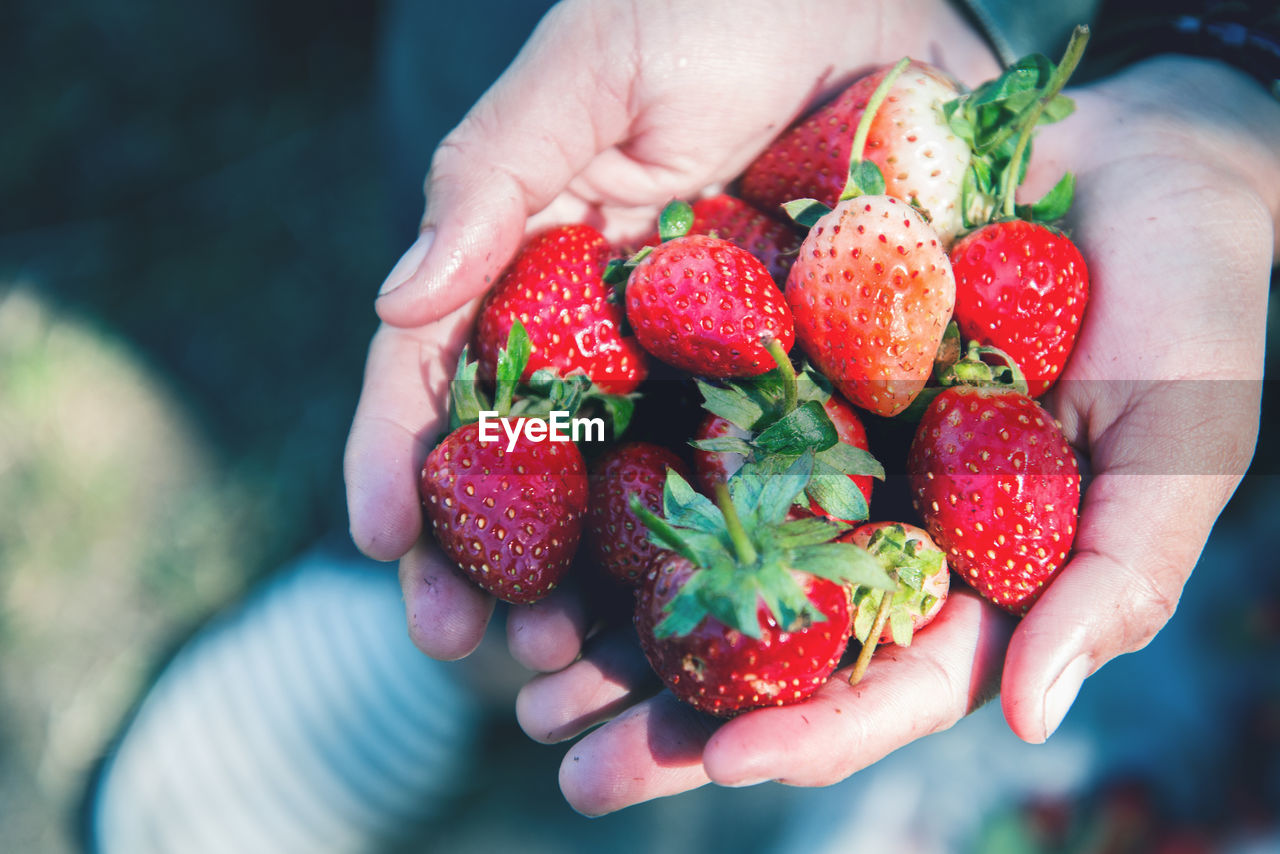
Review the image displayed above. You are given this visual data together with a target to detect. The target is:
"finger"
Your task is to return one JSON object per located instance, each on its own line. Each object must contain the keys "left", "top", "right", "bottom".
{"left": 701, "top": 591, "right": 1011, "bottom": 788}
{"left": 344, "top": 304, "right": 476, "bottom": 561}
{"left": 557, "top": 692, "right": 716, "bottom": 817}
{"left": 374, "top": 2, "right": 635, "bottom": 326}
{"left": 516, "top": 625, "right": 660, "bottom": 744}
{"left": 1001, "top": 468, "right": 1248, "bottom": 744}
{"left": 398, "top": 538, "right": 496, "bottom": 661}
{"left": 507, "top": 585, "right": 591, "bottom": 673}
{"left": 1005, "top": 378, "right": 1260, "bottom": 743}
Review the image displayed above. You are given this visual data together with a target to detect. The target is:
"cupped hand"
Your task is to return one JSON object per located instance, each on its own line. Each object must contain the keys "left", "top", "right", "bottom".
{"left": 343, "top": 0, "right": 999, "bottom": 659}
{"left": 515, "top": 54, "right": 1280, "bottom": 813}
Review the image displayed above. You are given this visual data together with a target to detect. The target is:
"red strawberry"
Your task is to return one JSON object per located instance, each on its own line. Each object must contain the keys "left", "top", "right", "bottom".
{"left": 642, "top": 195, "right": 804, "bottom": 285}
{"left": 786, "top": 195, "right": 955, "bottom": 417}
{"left": 475, "top": 224, "right": 648, "bottom": 395}
{"left": 584, "top": 442, "right": 690, "bottom": 586}
{"left": 625, "top": 233, "right": 795, "bottom": 377}
{"left": 420, "top": 420, "right": 588, "bottom": 604}
{"left": 635, "top": 554, "right": 855, "bottom": 717}
{"left": 629, "top": 459, "right": 893, "bottom": 717}
{"left": 907, "top": 384, "right": 1080, "bottom": 615}
{"left": 843, "top": 522, "right": 949, "bottom": 647}
{"left": 691, "top": 413, "right": 749, "bottom": 494}
{"left": 741, "top": 61, "right": 970, "bottom": 244}
{"left": 693, "top": 394, "right": 873, "bottom": 515}
{"left": 950, "top": 220, "right": 1088, "bottom": 397}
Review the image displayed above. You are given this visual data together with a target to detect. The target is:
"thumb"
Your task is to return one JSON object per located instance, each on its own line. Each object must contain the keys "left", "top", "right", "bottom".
{"left": 375, "top": 2, "right": 634, "bottom": 327}
{"left": 1001, "top": 380, "right": 1259, "bottom": 743}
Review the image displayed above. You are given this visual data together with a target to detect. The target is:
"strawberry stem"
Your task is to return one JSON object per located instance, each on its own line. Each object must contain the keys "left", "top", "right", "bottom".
{"left": 850, "top": 57, "right": 910, "bottom": 169}
{"left": 714, "top": 482, "right": 758, "bottom": 566}
{"left": 839, "top": 57, "right": 910, "bottom": 201}
{"left": 998, "top": 26, "right": 1090, "bottom": 219}
{"left": 848, "top": 581, "right": 895, "bottom": 685}
{"left": 765, "top": 337, "right": 798, "bottom": 415}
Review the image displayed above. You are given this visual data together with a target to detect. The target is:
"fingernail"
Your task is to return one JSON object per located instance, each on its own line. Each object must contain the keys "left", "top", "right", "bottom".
{"left": 1042, "top": 654, "right": 1090, "bottom": 740}
{"left": 378, "top": 228, "right": 435, "bottom": 296}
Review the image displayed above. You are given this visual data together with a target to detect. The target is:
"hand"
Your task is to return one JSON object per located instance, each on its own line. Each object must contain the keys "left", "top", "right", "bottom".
{"left": 343, "top": 0, "right": 999, "bottom": 659}
{"left": 514, "top": 55, "right": 1280, "bottom": 814}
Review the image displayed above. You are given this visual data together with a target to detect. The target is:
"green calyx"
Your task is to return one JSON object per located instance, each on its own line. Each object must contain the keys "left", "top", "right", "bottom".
{"left": 851, "top": 524, "right": 946, "bottom": 647}
{"left": 938, "top": 341, "right": 1029, "bottom": 394}
{"left": 603, "top": 198, "right": 695, "bottom": 294}
{"left": 631, "top": 456, "right": 895, "bottom": 640}
{"left": 449, "top": 320, "right": 530, "bottom": 428}
{"left": 448, "top": 319, "right": 637, "bottom": 438}
{"left": 690, "top": 344, "right": 884, "bottom": 522}
{"left": 896, "top": 337, "right": 1029, "bottom": 421}
{"left": 945, "top": 25, "right": 1089, "bottom": 228}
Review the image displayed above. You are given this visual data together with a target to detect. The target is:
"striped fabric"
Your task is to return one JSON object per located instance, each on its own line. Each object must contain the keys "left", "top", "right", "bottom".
{"left": 90, "top": 550, "right": 480, "bottom": 854}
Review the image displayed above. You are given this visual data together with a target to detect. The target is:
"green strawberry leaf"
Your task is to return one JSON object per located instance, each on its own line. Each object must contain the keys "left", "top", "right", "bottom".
{"left": 654, "top": 572, "right": 713, "bottom": 638}
{"left": 854, "top": 594, "right": 879, "bottom": 642}
{"left": 815, "top": 442, "right": 885, "bottom": 479}
{"left": 755, "top": 560, "right": 826, "bottom": 632}
{"left": 662, "top": 469, "right": 726, "bottom": 535}
{"left": 603, "top": 257, "right": 632, "bottom": 288}
{"left": 595, "top": 392, "right": 635, "bottom": 439}
{"left": 794, "top": 365, "right": 833, "bottom": 404}
{"left": 1016, "top": 171, "right": 1075, "bottom": 223}
{"left": 695, "top": 378, "right": 768, "bottom": 431}
{"left": 804, "top": 458, "right": 869, "bottom": 521}
{"left": 493, "top": 319, "right": 532, "bottom": 416}
{"left": 690, "top": 436, "right": 756, "bottom": 456}
{"left": 895, "top": 385, "right": 946, "bottom": 423}
{"left": 751, "top": 452, "right": 814, "bottom": 525}
{"left": 767, "top": 516, "right": 847, "bottom": 549}
{"left": 783, "top": 198, "right": 832, "bottom": 229}
{"left": 659, "top": 200, "right": 695, "bottom": 242}
{"left": 934, "top": 321, "right": 963, "bottom": 377}
{"left": 1041, "top": 93, "right": 1076, "bottom": 124}
{"left": 448, "top": 346, "right": 489, "bottom": 430}
{"left": 844, "top": 160, "right": 886, "bottom": 199}
{"left": 790, "top": 542, "right": 894, "bottom": 591}
{"left": 754, "top": 400, "right": 837, "bottom": 455}
{"left": 889, "top": 610, "right": 915, "bottom": 646}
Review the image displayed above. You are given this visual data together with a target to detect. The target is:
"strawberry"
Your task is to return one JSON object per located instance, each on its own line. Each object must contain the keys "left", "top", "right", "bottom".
{"left": 907, "top": 379, "right": 1080, "bottom": 615}
{"left": 642, "top": 194, "right": 804, "bottom": 286}
{"left": 421, "top": 420, "right": 588, "bottom": 604}
{"left": 785, "top": 194, "right": 955, "bottom": 417}
{"left": 584, "top": 442, "right": 690, "bottom": 587}
{"left": 635, "top": 552, "right": 856, "bottom": 717}
{"left": 950, "top": 219, "right": 1088, "bottom": 397}
{"left": 841, "top": 522, "right": 949, "bottom": 683}
{"left": 624, "top": 229, "right": 795, "bottom": 378}
{"left": 691, "top": 412, "right": 749, "bottom": 495}
{"left": 693, "top": 393, "right": 873, "bottom": 514}
{"left": 631, "top": 458, "right": 894, "bottom": 716}
{"left": 741, "top": 60, "right": 970, "bottom": 244}
{"left": 422, "top": 320, "right": 591, "bottom": 604}
{"left": 689, "top": 347, "right": 883, "bottom": 522}
{"left": 475, "top": 223, "right": 648, "bottom": 395}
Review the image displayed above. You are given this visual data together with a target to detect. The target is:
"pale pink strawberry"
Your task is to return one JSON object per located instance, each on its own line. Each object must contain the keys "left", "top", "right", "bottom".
{"left": 741, "top": 61, "right": 970, "bottom": 244}
{"left": 786, "top": 195, "right": 956, "bottom": 417}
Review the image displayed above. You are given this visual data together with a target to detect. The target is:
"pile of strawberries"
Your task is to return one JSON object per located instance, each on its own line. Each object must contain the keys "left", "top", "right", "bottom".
{"left": 420, "top": 30, "right": 1091, "bottom": 717}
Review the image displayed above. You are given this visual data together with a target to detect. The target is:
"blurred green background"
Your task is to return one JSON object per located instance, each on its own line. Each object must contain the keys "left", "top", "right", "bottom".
{"left": 3, "top": 2, "right": 1278, "bottom": 852}
{"left": 3, "top": 1, "right": 391, "bottom": 849}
